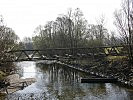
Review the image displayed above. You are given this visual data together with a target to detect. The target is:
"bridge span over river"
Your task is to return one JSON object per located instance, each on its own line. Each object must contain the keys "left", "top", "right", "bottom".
{"left": 3, "top": 45, "right": 129, "bottom": 62}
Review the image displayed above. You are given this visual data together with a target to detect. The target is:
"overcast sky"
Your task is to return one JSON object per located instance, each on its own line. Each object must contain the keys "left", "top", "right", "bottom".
{"left": 0, "top": 0, "right": 121, "bottom": 39}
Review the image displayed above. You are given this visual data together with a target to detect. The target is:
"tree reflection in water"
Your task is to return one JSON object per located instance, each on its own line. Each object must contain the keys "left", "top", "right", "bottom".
{"left": 0, "top": 61, "right": 133, "bottom": 100}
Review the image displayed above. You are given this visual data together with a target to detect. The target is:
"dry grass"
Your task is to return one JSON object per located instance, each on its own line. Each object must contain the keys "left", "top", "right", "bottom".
{"left": 0, "top": 71, "right": 6, "bottom": 80}
{"left": 106, "top": 56, "right": 127, "bottom": 61}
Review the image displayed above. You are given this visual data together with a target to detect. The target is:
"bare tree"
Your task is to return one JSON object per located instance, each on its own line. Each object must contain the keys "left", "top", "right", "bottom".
{"left": 114, "top": 0, "right": 133, "bottom": 64}
{"left": 0, "top": 15, "right": 19, "bottom": 72}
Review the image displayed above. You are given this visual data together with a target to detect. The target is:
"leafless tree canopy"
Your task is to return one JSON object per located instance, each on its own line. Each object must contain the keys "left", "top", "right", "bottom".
{"left": 114, "top": 0, "right": 133, "bottom": 63}
{"left": 0, "top": 16, "right": 19, "bottom": 64}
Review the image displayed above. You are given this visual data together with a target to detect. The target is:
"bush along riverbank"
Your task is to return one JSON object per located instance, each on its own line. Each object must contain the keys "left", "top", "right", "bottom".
{"left": 0, "top": 62, "right": 17, "bottom": 90}
{"left": 57, "top": 56, "right": 133, "bottom": 87}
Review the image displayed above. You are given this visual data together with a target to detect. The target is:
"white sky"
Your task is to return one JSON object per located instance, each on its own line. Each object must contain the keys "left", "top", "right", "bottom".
{"left": 0, "top": 0, "right": 121, "bottom": 40}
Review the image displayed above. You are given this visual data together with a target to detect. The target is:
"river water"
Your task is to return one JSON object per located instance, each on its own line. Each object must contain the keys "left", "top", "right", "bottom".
{"left": 1, "top": 61, "right": 133, "bottom": 100}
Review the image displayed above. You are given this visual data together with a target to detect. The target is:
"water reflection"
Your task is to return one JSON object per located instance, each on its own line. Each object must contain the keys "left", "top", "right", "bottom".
{"left": 17, "top": 61, "right": 36, "bottom": 78}
{"left": 1, "top": 61, "right": 133, "bottom": 100}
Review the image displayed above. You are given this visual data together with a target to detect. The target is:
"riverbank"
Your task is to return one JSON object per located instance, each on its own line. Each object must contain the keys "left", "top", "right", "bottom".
{"left": 0, "top": 62, "right": 17, "bottom": 92}
{"left": 0, "top": 62, "right": 36, "bottom": 94}
{"left": 55, "top": 56, "right": 133, "bottom": 87}
{"left": 0, "top": 74, "right": 36, "bottom": 94}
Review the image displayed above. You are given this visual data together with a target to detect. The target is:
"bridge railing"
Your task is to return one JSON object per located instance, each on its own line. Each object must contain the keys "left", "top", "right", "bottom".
{"left": 3, "top": 45, "right": 129, "bottom": 62}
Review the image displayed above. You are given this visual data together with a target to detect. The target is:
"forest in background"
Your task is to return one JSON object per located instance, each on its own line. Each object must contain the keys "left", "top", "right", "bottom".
{"left": 32, "top": 8, "right": 120, "bottom": 49}
{"left": 0, "top": 0, "right": 133, "bottom": 75}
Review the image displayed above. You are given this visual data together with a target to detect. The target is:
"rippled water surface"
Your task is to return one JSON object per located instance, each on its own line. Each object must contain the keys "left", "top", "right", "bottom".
{"left": 1, "top": 61, "right": 133, "bottom": 100}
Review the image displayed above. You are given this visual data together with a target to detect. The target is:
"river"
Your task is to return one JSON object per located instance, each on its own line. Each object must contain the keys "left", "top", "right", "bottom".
{"left": 1, "top": 61, "right": 133, "bottom": 100}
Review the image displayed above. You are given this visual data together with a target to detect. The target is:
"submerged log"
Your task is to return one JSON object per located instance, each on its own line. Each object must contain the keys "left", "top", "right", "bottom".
{"left": 81, "top": 78, "right": 118, "bottom": 83}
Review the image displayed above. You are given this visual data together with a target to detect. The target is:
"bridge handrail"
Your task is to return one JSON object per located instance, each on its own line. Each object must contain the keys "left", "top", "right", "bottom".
{"left": 7, "top": 45, "right": 128, "bottom": 53}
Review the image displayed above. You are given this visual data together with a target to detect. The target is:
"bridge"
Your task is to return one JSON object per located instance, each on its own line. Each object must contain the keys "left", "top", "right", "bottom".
{"left": 2, "top": 45, "right": 128, "bottom": 62}
{"left": 0, "top": 45, "right": 130, "bottom": 90}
